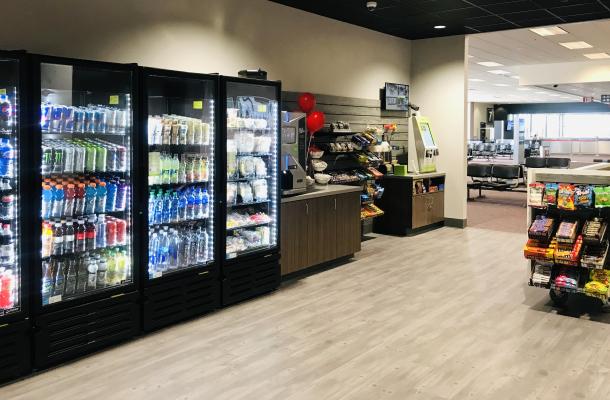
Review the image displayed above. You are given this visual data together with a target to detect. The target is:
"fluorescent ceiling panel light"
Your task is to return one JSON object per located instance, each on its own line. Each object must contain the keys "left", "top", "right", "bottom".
{"left": 529, "top": 26, "right": 568, "bottom": 36}
{"left": 434, "top": 25, "right": 446, "bottom": 29}
{"left": 584, "top": 52, "right": 610, "bottom": 59}
{"left": 468, "top": 78, "right": 485, "bottom": 82}
{"left": 477, "top": 61, "right": 504, "bottom": 67}
{"left": 487, "top": 69, "right": 510, "bottom": 75}
{"left": 493, "top": 84, "right": 509, "bottom": 87}
{"left": 559, "top": 41, "right": 593, "bottom": 49}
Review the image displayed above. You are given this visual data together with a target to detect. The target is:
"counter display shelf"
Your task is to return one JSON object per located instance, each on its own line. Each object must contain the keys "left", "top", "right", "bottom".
{"left": 525, "top": 167, "right": 610, "bottom": 307}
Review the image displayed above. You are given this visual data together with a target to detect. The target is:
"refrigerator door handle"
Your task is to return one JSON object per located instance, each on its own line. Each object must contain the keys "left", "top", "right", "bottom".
{"left": 305, "top": 202, "right": 309, "bottom": 215}
{"left": 334, "top": 198, "right": 337, "bottom": 210}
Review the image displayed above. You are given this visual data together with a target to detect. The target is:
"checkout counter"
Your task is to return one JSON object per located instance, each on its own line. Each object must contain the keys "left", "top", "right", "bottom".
{"left": 374, "top": 115, "right": 446, "bottom": 235}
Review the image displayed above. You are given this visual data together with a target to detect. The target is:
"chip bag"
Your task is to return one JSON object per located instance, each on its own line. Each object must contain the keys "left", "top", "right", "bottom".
{"left": 594, "top": 186, "right": 610, "bottom": 208}
{"left": 528, "top": 183, "right": 545, "bottom": 208}
{"left": 575, "top": 185, "right": 593, "bottom": 208}
{"left": 557, "top": 183, "right": 576, "bottom": 210}
{"left": 545, "top": 183, "right": 558, "bottom": 206}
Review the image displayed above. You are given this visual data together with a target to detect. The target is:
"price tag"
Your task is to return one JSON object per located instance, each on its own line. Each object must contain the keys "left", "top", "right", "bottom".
{"left": 257, "top": 104, "right": 267, "bottom": 113}
{"left": 193, "top": 100, "right": 203, "bottom": 110}
{"left": 49, "top": 295, "right": 62, "bottom": 304}
{"left": 153, "top": 271, "right": 163, "bottom": 279}
{"left": 109, "top": 95, "right": 119, "bottom": 105}
{"left": 0, "top": 89, "right": 6, "bottom": 95}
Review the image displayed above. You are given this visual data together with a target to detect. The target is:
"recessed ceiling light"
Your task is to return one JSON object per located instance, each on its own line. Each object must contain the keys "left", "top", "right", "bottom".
{"left": 468, "top": 78, "right": 485, "bottom": 82}
{"left": 487, "top": 69, "right": 510, "bottom": 75}
{"left": 559, "top": 41, "right": 593, "bottom": 50}
{"left": 529, "top": 26, "right": 568, "bottom": 36}
{"left": 477, "top": 61, "right": 504, "bottom": 67}
{"left": 584, "top": 52, "right": 610, "bottom": 59}
{"left": 494, "top": 84, "right": 509, "bottom": 87}
{"left": 434, "top": 25, "right": 446, "bottom": 29}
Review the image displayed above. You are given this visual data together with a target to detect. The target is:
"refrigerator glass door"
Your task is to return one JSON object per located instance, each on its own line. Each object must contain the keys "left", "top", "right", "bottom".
{"left": 146, "top": 73, "right": 216, "bottom": 280}
{"left": 39, "top": 62, "right": 134, "bottom": 306}
{"left": 225, "top": 82, "right": 278, "bottom": 259}
{"left": 0, "top": 57, "right": 20, "bottom": 316}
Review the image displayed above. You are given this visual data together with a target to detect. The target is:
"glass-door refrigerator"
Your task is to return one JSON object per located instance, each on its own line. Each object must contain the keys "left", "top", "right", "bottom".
{"left": 0, "top": 50, "right": 31, "bottom": 383}
{"left": 30, "top": 55, "right": 140, "bottom": 368}
{"left": 220, "top": 77, "right": 281, "bottom": 305}
{"left": 141, "top": 68, "right": 219, "bottom": 331}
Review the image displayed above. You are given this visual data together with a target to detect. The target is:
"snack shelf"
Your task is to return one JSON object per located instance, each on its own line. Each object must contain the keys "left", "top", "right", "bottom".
{"left": 226, "top": 244, "right": 272, "bottom": 260}
{"left": 150, "top": 261, "right": 212, "bottom": 279}
{"left": 227, "top": 199, "right": 270, "bottom": 208}
{"left": 226, "top": 221, "right": 270, "bottom": 231}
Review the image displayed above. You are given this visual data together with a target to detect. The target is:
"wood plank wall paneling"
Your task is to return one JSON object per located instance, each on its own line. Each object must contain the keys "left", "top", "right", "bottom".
{"left": 282, "top": 91, "right": 409, "bottom": 157}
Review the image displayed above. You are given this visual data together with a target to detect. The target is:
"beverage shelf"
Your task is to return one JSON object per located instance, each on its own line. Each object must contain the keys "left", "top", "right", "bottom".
{"left": 41, "top": 244, "right": 129, "bottom": 261}
{"left": 42, "top": 170, "right": 128, "bottom": 177}
{"left": 150, "top": 217, "right": 208, "bottom": 228}
{"left": 42, "top": 131, "right": 129, "bottom": 137}
{"left": 227, "top": 199, "right": 270, "bottom": 208}
{"left": 227, "top": 176, "right": 271, "bottom": 183}
{"left": 226, "top": 221, "right": 270, "bottom": 231}
{"left": 235, "top": 152, "right": 272, "bottom": 157}
{"left": 42, "top": 209, "right": 128, "bottom": 221}
{"left": 149, "top": 261, "right": 213, "bottom": 280}
{"left": 149, "top": 143, "right": 210, "bottom": 150}
{"left": 45, "top": 279, "right": 133, "bottom": 306}
{"left": 149, "top": 181, "right": 209, "bottom": 189}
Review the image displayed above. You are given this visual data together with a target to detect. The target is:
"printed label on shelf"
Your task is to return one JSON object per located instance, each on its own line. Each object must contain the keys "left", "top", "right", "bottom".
{"left": 0, "top": 89, "right": 6, "bottom": 95}
{"left": 193, "top": 100, "right": 203, "bottom": 110}
{"left": 48, "top": 295, "right": 62, "bottom": 305}
{"left": 109, "top": 95, "right": 120, "bottom": 105}
{"left": 257, "top": 104, "right": 267, "bottom": 113}
{"left": 153, "top": 271, "right": 163, "bottom": 279}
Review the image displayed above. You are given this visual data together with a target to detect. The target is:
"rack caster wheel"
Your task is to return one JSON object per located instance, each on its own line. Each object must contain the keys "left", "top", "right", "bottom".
{"left": 550, "top": 290, "right": 569, "bottom": 307}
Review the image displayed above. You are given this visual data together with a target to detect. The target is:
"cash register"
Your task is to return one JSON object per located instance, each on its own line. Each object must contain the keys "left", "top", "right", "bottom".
{"left": 280, "top": 111, "right": 307, "bottom": 196}
{"left": 409, "top": 115, "right": 439, "bottom": 173}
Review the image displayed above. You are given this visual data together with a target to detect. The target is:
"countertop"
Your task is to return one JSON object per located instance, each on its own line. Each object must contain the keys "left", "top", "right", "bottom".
{"left": 281, "top": 184, "right": 361, "bottom": 203}
{"left": 384, "top": 172, "right": 446, "bottom": 180}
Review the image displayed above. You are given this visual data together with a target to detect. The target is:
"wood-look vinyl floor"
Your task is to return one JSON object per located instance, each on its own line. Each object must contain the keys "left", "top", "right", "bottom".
{"left": 3, "top": 227, "right": 610, "bottom": 400}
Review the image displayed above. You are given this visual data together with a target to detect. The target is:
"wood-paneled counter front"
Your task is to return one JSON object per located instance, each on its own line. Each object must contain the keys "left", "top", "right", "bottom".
{"left": 281, "top": 185, "right": 361, "bottom": 276}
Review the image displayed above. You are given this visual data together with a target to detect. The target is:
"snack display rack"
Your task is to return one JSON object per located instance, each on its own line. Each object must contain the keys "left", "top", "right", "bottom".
{"left": 309, "top": 123, "right": 385, "bottom": 222}
{"left": 525, "top": 166, "right": 610, "bottom": 306}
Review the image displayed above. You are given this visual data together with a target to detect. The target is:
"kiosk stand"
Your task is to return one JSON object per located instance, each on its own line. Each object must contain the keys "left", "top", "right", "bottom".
{"left": 409, "top": 115, "right": 439, "bottom": 174}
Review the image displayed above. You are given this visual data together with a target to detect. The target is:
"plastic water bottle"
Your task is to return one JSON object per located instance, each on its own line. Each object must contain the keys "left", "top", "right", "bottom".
{"left": 201, "top": 188, "right": 209, "bottom": 218}
{"left": 168, "top": 230, "right": 179, "bottom": 269}
{"left": 86, "top": 257, "right": 98, "bottom": 291}
{"left": 96, "top": 181, "right": 107, "bottom": 213}
{"left": 148, "top": 230, "right": 158, "bottom": 271}
{"left": 178, "top": 190, "right": 188, "bottom": 221}
{"left": 193, "top": 188, "right": 202, "bottom": 219}
{"left": 52, "top": 184, "right": 65, "bottom": 218}
{"left": 170, "top": 192, "right": 179, "bottom": 222}
{"left": 64, "top": 259, "right": 77, "bottom": 296}
{"left": 96, "top": 214, "right": 107, "bottom": 249}
{"left": 148, "top": 193, "right": 155, "bottom": 225}
{"left": 186, "top": 189, "right": 196, "bottom": 220}
{"left": 162, "top": 191, "right": 172, "bottom": 224}
{"left": 41, "top": 261, "right": 54, "bottom": 305}
{"left": 188, "top": 232, "right": 197, "bottom": 265}
{"left": 84, "top": 183, "right": 97, "bottom": 214}
{"left": 197, "top": 228, "right": 208, "bottom": 263}
{"left": 63, "top": 184, "right": 75, "bottom": 217}
{"left": 96, "top": 256, "right": 107, "bottom": 289}
{"left": 52, "top": 259, "right": 65, "bottom": 297}
{"left": 154, "top": 193, "right": 163, "bottom": 225}
{"left": 159, "top": 230, "right": 170, "bottom": 271}
{"left": 42, "top": 185, "right": 54, "bottom": 219}
{"left": 75, "top": 256, "right": 88, "bottom": 293}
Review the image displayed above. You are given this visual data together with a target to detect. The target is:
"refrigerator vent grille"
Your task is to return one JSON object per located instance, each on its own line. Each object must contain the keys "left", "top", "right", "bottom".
{"left": 222, "top": 256, "right": 280, "bottom": 305}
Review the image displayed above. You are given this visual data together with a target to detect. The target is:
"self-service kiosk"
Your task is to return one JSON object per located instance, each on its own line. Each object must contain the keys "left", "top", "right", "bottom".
{"left": 409, "top": 115, "right": 439, "bottom": 173}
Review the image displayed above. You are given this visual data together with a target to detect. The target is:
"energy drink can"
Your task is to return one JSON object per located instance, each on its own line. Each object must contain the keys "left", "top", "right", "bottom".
{"left": 73, "top": 107, "right": 85, "bottom": 133}
{"left": 62, "top": 106, "right": 75, "bottom": 133}
{"left": 105, "top": 108, "right": 117, "bottom": 134}
{"left": 51, "top": 106, "right": 64, "bottom": 132}
{"left": 85, "top": 109, "right": 96, "bottom": 133}
{"left": 41, "top": 104, "right": 52, "bottom": 131}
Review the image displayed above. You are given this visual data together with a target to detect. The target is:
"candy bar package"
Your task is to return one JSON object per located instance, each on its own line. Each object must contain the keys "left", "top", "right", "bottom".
{"left": 582, "top": 217, "right": 608, "bottom": 245}
{"left": 557, "top": 183, "right": 576, "bottom": 210}
{"left": 575, "top": 185, "right": 593, "bottom": 208}
{"left": 528, "top": 215, "right": 555, "bottom": 241}
{"left": 545, "top": 183, "right": 558, "bottom": 206}
{"left": 556, "top": 220, "right": 579, "bottom": 244}
{"left": 594, "top": 186, "right": 610, "bottom": 208}
{"left": 528, "top": 183, "right": 545, "bottom": 208}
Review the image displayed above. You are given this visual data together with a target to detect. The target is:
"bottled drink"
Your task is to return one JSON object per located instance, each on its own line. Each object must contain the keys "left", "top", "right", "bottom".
{"left": 201, "top": 189, "right": 209, "bottom": 218}
{"left": 186, "top": 189, "right": 196, "bottom": 220}
{"left": 86, "top": 257, "right": 98, "bottom": 291}
{"left": 170, "top": 192, "right": 179, "bottom": 222}
{"left": 63, "top": 219, "right": 75, "bottom": 255}
{"left": 193, "top": 188, "right": 202, "bottom": 219}
{"left": 154, "top": 192, "right": 163, "bottom": 225}
{"left": 159, "top": 230, "right": 169, "bottom": 272}
{"left": 196, "top": 228, "right": 208, "bottom": 263}
{"left": 187, "top": 233, "right": 197, "bottom": 265}
{"left": 42, "top": 185, "right": 54, "bottom": 219}
{"left": 96, "top": 181, "right": 107, "bottom": 213}
{"left": 106, "top": 180, "right": 117, "bottom": 212}
{"left": 52, "top": 184, "right": 64, "bottom": 218}
{"left": 162, "top": 192, "right": 171, "bottom": 224}
{"left": 171, "top": 155, "right": 179, "bottom": 184}
{"left": 84, "top": 183, "right": 97, "bottom": 214}
{"left": 106, "top": 217, "right": 117, "bottom": 247}
{"left": 116, "top": 218, "right": 127, "bottom": 245}
{"left": 85, "top": 216, "right": 97, "bottom": 251}
{"left": 96, "top": 256, "right": 107, "bottom": 289}
{"left": 178, "top": 190, "right": 188, "bottom": 221}
{"left": 41, "top": 221, "right": 53, "bottom": 258}
{"left": 74, "top": 144, "right": 86, "bottom": 173}
{"left": 63, "top": 183, "right": 75, "bottom": 217}
{"left": 75, "top": 256, "right": 88, "bottom": 294}
{"left": 64, "top": 259, "right": 77, "bottom": 296}
{"left": 74, "top": 183, "right": 86, "bottom": 216}
{"left": 85, "top": 144, "right": 96, "bottom": 172}
{"left": 63, "top": 145, "right": 75, "bottom": 174}
{"left": 75, "top": 219, "right": 86, "bottom": 252}
{"left": 116, "top": 179, "right": 127, "bottom": 211}
{"left": 96, "top": 214, "right": 107, "bottom": 249}
{"left": 120, "top": 249, "right": 130, "bottom": 282}
{"left": 52, "top": 259, "right": 65, "bottom": 297}
{"left": 168, "top": 230, "right": 179, "bottom": 269}
{"left": 106, "top": 251, "right": 117, "bottom": 285}
{"left": 148, "top": 232, "right": 159, "bottom": 273}
{"left": 0, "top": 224, "right": 14, "bottom": 264}
{"left": 52, "top": 222, "right": 64, "bottom": 256}
{"left": 41, "top": 261, "right": 54, "bottom": 305}
{"left": 0, "top": 269, "right": 15, "bottom": 309}
{"left": 148, "top": 193, "right": 155, "bottom": 225}
{"left": 96, "top": 143, "right": 107, "bottom": 172}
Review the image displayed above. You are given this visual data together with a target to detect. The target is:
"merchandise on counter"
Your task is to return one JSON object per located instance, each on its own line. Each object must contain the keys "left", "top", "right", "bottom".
{"left": 575, "top": 185, "right": 593, "bottom": 208}
{"left": 556, "top": 220, "right": 579, "bottom": 244}
{"left": 314, "top": 173, "right": 331, "bottom": 185}
{"left": 528, "top": 215, "right": 555, "bottom": 242}
{"left": 147, "top": 114, "right": 210, "bottom": 146}
{"left": 528, "top": 183, "right": 545, "bottom": 208}
{"left": 531, "top": 263, "right": 552, "bottom": 286}
{"left": 41, "top": 103, "right": 129, "bottom": 135}
{"left": 311, "top": 159, "right": 327, "bottom": 172}
{"left": 580, "top": 242, "right": 609, "bottom": 269}
{"left": 148, "top": 225, "right": 210, "bottom": 278}
{"left": 361, "top": 204, "right": 384, "bottom": 219}
{"left": 557, "top": 183, "right": 576, "bottom": 210}
{"left": 554, "top": 235, "right": 583, "bottom": 266}
{"left": 582, "top": 218, "right": 608, "bottom": 245}
{"left": 545, "top": 183, "right": 558, "bottom": 206}
{"left": 309, "top": 146, "right": 324, "bottom": 159}
{"left": 367, "top": 167, "right": 383, "bottom": 179}
{"left": 594, "top": 186, "right": 610, "bottom": 208}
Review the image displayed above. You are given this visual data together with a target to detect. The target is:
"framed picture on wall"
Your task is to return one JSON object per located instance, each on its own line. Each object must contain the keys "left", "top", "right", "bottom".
{"left": 383, "top": 82, "right": 409, "bottom": 111}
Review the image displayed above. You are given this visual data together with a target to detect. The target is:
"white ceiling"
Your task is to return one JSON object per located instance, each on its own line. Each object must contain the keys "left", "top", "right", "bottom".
{"left": 468, "top": 18, "right": 610, "bottom": 104}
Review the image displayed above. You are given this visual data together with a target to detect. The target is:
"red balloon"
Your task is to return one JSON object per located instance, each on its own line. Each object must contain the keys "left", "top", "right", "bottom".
{"left": 298, "top": 92, "right": 316, "bottom": 114}
{"left": 307, "top": 111, "right": 325, "bottom": 135}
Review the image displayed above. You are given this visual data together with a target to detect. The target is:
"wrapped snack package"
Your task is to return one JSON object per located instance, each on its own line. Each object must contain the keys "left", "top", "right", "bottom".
{"left": 238, "top": 182, "right": 254, "bottom": 203}
{"left": 545, "top": 183, "right": 558, "bottom": 206}
{"left": 557, "top": 183, "right": 576, "bottom": 210}
{"left": 594, "top": 186, "right": 610, "bottom": 208}
{"left": 227, "top": 140, "right": 237, "bottom": 178}
{"left": 251, "top": 179, "right": 268, "bottom": 201}
{"left": 528, "top": 183, "right": 545, "bottom": 208}
{"left": 238, "top": 156, "right": 256, "bottom": 178}
{"left": 254, "top": 157, "right": 267, "bottom": 177}
{"left": 575, "top": 185, "right": 593, "bottom": 208}
{"left": 227, "top": 183, "right": 237, "bottom": 205}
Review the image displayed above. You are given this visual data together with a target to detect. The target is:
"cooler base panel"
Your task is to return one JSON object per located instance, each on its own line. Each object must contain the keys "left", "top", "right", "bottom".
{"left": 222, "top": 253, "right": 280, "bottom": 306}
{"left": 0, "top": 319, "right": 31, "bottom": 384}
